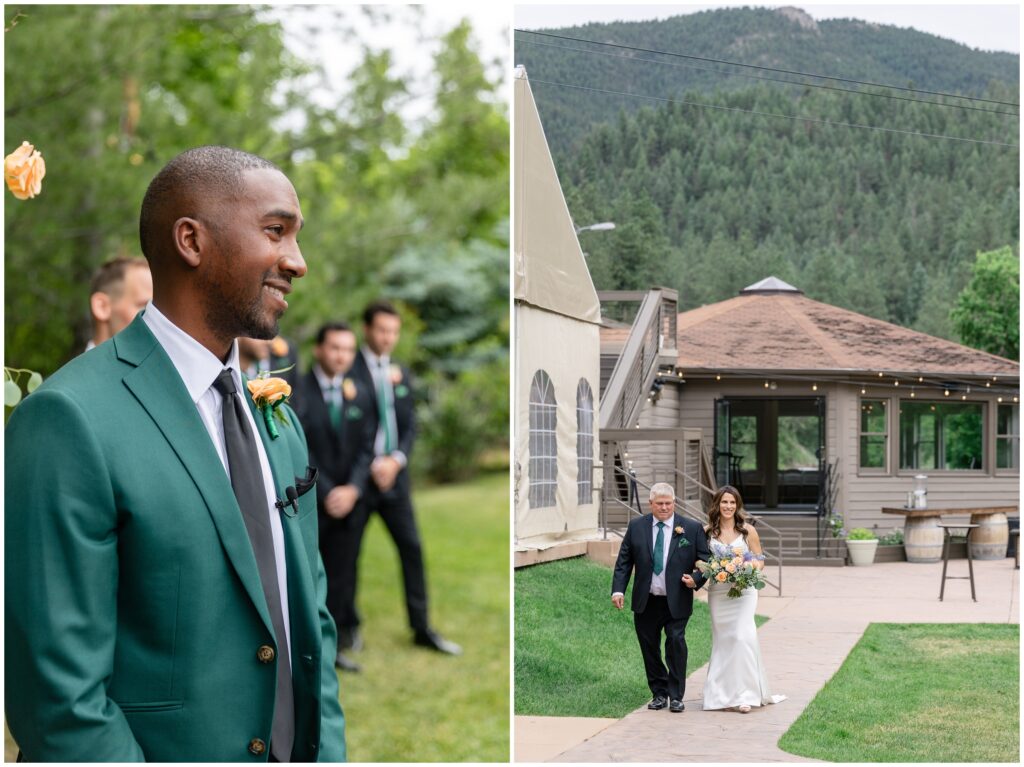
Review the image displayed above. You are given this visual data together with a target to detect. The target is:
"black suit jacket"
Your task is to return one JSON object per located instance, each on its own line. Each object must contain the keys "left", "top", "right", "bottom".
{"left": 292, "top": 369, "right": 376, "bottom": 506}
{"left": 349, "top": 351, "right": 416, "bottom": 489}
{"left": 612, "top": 513, "right": 711, "bottom": 619}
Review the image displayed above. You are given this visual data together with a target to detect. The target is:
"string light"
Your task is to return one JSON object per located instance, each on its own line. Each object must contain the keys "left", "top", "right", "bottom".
{"left": 715, "top": 374, "right": 721, "bottom": 381}
{"left": 764, "top": 381, "right": 770, "bottom": 389}
{"left": 893, "top": 380, "right": 899, "bottom": 386}
{"left": 944, "top": 390, "right": 950, "bottom": 397}
{"left": 812, "top": 383, "right": 818, "bottom": 391}
{"left": 997, "top": 397, "right": 1003, "bottom": 403}
{"left": 918, "top": 377, "right": 924, "bottom": 383}
{"left": 861, "top": 387, "right": 866, "bottom": 395}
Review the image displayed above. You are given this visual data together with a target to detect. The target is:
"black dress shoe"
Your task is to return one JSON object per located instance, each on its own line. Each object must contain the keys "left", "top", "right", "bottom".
{"left": 669, "top": 699, "right": 685, "bottom": 713}
{"left": 338, "top": 626, "right": 363, "bottom": 652}
{"left": 334, "top": 651, "right": 362, "bottom": 672}
{"left": 413, "top": 629, "right": 462, "bottom": 655}
{"left": 647, "top": 696, "right": 667, "bottom": 710}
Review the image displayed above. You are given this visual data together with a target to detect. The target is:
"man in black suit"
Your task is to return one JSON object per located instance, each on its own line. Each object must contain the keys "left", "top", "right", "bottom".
{"left": 612, "top": 483, "right": 711, "bottom": 713}
{"left": 346, "top": 300, "right": 460, "bottom": 655}
{"left": 292, "top": 321, "right": 376, "bottom": 672}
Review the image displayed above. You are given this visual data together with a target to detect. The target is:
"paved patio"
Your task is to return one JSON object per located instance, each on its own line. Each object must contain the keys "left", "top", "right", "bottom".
{"left": 515, "top": 557, "right": 1020, "bottom": 762}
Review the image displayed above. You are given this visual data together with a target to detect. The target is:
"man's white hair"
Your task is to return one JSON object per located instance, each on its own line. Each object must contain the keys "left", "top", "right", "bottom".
{"left": 649, "top": 482, "right": 675, "bottom": 501}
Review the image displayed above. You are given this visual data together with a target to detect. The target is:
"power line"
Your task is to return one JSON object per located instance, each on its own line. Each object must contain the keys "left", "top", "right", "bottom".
{"left": 527, "top": 77, "right": 1019, "bottom": 149}
{"left": 515, "top": 29, "right": 1020, "bottom": 108}
{"left": 516, "top": 36, "right": 1020, "bottom": 118}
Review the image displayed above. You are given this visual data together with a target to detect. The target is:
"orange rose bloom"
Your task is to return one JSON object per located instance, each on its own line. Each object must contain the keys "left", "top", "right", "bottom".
{"left": 247, "top": 376, "right": 291, "bottom": 406}
{"left": 715, "top": 571, "right": 728, "bottom": 582}
{"left": 5, "top": 141, "right": 46, "bottom": 200}
{"left": 725, "top": 563, "right": 736, "bottom": 573}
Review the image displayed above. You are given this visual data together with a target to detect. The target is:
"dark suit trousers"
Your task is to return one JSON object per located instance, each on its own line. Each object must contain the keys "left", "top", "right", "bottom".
{"left": 353, "top": 482, "right": 430, "bottom": 633}
{"left": 319, "top": 508, "right": 363, "bottom": 634}
{"left": 634, "top": 594, "right": 689, "bottom": 700}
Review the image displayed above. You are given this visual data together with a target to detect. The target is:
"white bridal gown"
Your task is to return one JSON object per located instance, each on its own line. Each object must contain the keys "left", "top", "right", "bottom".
{"left": 701, "top": 534, "right": 787, "bottom": 710}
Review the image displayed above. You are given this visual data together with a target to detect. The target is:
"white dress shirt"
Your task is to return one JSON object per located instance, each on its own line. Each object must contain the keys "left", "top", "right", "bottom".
{"left": 142, "top": 302, "right": 292, "bottom": 659}
{"left": 361, "top": 347, "right": 406, "bottom": 467}
{"left": 313, "top": 364, "right": 344, "bottom": 407}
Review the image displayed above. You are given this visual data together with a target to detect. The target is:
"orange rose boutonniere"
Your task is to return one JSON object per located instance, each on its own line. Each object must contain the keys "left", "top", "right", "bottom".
{"left": 270, "top": 336, "right": 290, "bottom": 358}
{"left": 247, "top": 375, "right": 292, "bottom": 439}
{"left": 342, "top": 379, "right": 357, "bottom": 401}
{"left": 5, "top": 141, "right": 46, "bottom": 200}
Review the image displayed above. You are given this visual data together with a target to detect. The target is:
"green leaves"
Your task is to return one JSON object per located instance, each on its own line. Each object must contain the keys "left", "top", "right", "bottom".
{"left": 951, "top": 245, "right": 1020, "bottom": 360}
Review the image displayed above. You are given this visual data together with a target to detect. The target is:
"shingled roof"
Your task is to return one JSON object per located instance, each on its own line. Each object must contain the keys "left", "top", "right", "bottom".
{"left": 602, "top": 278, "right": 1019, "bottom": 379}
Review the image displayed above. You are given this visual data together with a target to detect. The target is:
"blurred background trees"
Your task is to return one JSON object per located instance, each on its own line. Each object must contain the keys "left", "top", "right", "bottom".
{"left": 4, "top": 4, "right": 509, "bottom": 481}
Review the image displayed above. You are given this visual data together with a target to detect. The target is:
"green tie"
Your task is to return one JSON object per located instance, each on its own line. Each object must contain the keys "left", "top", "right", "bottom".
{"left": 327, "top": 383, "right": 342, "bottom": 432}
{"left": 653, "top": 522, "right": 665, "bottom": 575}
{"left": 377, "top": 362, "right": 393, "bottom": 453}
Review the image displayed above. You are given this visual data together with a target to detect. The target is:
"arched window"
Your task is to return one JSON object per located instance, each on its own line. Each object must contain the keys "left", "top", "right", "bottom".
{"left": 529, "top": 370, "right": 557, "bottom": 508}
{"left": 576, "top": 379, "right": 595, "bottom": 505}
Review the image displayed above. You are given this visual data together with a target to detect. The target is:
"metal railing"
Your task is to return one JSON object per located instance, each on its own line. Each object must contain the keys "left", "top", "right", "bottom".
{"left": 599, "top": 289, "right": 677, "bottom": 432}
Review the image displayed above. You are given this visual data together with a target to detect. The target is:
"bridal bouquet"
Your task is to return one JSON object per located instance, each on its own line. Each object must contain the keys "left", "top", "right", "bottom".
{"left": 695, "top": 541, "right": 766, "bottom": 598}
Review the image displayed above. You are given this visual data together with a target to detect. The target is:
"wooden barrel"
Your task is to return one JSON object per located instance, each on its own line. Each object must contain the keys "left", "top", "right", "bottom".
{"left": 968, "top": 512, "right": 1008, "bottom": 560}
{"left": 904, "top": 516, "right": 944, "bottom": 563}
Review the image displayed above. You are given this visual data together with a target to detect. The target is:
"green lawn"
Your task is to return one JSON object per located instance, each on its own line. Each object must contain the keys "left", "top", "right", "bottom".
{"left": 515, "top": 556, "right": 765, "bottom": 718}
{"left": 778, "top": 623, "right": 1020, "bottom": 763}
{"left": 4, "top": 472, "right": 509, "bottom": 763}
{"left": 337, "top": 471, "right": 509, "bottom": 761}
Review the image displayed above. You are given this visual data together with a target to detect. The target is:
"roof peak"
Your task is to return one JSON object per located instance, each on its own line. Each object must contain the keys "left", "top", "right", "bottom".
{"left": 740, "top": 276, "right": 803, "bottom": 295}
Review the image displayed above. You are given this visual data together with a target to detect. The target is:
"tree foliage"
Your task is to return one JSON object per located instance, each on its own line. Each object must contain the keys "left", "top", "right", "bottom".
{"left": 951, "top": 246, "right": 1020, "bottom": 360}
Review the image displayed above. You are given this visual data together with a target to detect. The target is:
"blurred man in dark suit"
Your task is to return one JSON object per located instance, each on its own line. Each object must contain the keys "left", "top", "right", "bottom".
{"left": 292, "top": 322, "right": 376, "bottom": 672}
{"left": 346, "top": 300, "right": 460, "bottom": 655}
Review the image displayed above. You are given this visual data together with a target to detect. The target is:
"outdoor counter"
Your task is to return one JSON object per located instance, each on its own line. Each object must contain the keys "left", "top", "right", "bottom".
{"left": 882, "top": 506, "right": 1017, "bottom": 562}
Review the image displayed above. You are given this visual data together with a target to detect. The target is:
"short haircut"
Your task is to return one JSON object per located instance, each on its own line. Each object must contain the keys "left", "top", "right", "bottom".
{"left": 362, "top": 299, "right": 400, "bottom": 327}
{"left": 315, "top": 321, "right": 353, "bottom": 346}
{"left": 90, "top": 256, "right": 149, "bottom": 299}
{"left": 138, "top": 146, "right": 279, "bottom": 261}
{"left": 649, "top": 482, "right": 675, "bottom": 500}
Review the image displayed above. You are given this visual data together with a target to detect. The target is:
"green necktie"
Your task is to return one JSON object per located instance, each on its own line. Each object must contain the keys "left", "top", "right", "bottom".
{"left": 377, "top": 362, "right": 393, "bottom": 453}
{"left": 327, "top": 383, "right": 342, "bottom": 432}
{"left": 653, "top": 521, "right": 665, "bottom": 575}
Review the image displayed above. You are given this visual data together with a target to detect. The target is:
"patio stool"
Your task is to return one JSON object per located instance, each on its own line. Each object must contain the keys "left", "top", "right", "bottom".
{"left": 938, "top": 523, "right": 978, "bottom": 602}
{"left": 1010, "top": 529, "right": 1019, "bottom": 570}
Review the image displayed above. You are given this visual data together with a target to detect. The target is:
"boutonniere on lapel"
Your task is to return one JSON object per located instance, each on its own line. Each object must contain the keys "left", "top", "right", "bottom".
{"left": 247, "top": 371, "right": 292, "bottom": 440}
{"left": 270, "top": 336, "right": 290, "bottom": 359}
{"left": 390, "top": 364, "right": 409, "bottom": 398}
{"left": 674, "top": 526, "right": 690, "bottom": 548}
{"left": 342, "top": 379, "right": 358, "bottom": 400}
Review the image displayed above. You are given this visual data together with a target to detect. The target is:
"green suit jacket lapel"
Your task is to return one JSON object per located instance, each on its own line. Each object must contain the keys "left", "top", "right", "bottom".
{"left": 115, "top": 318, "right": 275, "bottom": 639}
{"left": 243, "top": 377, "right": 319, "bottom": 653}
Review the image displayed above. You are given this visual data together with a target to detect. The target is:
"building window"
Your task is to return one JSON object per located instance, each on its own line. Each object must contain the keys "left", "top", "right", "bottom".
{"left": 576, "top": 379, "right": 595, "bottom": 505}
{"left": 529, "top": 370, "right": 557, "bottom": 508}
{"left": 997, "top": 403, "right": 1019, "bottom": 470}
{"left": 899, "top": 401, "right": 983, "bottom": 471}
{"left": 859, "top": 399, "right": 888, "bottom": 470}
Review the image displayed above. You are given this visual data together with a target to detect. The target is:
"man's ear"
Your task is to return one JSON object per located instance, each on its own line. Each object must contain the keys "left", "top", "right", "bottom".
{"left": 90, "top": 291, "right": 112, "bottom": 323}
{"left": 172, "top": 217, "right": 204, "bottom": 268}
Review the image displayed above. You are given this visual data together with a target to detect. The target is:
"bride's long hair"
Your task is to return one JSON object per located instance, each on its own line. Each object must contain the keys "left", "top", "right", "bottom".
{"left": 706, "top": 485, "right": 751, "bottom": 540}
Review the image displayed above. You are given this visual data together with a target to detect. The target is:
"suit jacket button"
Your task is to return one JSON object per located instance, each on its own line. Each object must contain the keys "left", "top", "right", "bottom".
{"left": 257, "top": 645, "right": 275, "bottom": 663}
{"left": 248, "top": 738, "right": 266, "bottom": 755}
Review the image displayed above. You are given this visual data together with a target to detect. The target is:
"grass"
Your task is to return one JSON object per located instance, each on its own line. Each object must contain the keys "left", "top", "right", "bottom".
{"left": 4, "top": 472, "right": 509, "bottom": 763}
{"left": 337, "top": 471, "right": 509, "bottom": 762}
{"left": 778, "top": 623, "right": 1020, "bottom": 763}
{"left": 514, "top": 556, "right": 766, "bottom": 718}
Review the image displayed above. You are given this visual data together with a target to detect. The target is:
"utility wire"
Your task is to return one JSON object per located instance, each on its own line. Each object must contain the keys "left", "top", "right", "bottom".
{"left": 516, "top": 36, "right": 1019, "bottom": 118}
{"left": 527, "top": 77, "right": 1019, "bottom": 148}
{"left": 515, "top": 29, "right": 1020, "bottom": 108}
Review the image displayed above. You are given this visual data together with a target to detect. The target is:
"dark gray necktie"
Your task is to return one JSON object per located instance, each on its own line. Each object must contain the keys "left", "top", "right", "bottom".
{"left": 213, "top": 369, "right": 294, "bottom": 761}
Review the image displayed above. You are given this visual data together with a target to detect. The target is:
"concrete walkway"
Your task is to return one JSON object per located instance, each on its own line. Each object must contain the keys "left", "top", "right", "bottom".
{"left": 515, "top": 558, "right": 1019, "bottom": 762}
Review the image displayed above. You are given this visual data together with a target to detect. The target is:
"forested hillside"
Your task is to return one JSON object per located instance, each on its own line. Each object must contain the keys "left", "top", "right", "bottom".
{"left": 515, "top": 7, "right": 1019, "bottom": 346}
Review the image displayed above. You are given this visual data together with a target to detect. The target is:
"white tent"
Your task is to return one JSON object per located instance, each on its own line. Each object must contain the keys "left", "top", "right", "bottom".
{"left": 514, "top": 67, "right": 602, "bottom": 543}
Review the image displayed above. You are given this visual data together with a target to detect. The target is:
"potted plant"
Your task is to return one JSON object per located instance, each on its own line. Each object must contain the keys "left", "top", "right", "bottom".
{"left": 846, "top": 527, "right": 879, "bottom": 566}
{"left": 875, "top": 528, "right": 906, "bottom": 563}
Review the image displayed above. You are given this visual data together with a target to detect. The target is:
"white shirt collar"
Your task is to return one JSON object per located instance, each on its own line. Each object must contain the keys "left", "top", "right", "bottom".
{"left": 361, "top": 346, "right": 389, "bottom": 370}
{"left": 142, "top": 301, "right": 242, "bottom": 403}
{"left": 313, "top": 364, "right": 343, "bottom": 390}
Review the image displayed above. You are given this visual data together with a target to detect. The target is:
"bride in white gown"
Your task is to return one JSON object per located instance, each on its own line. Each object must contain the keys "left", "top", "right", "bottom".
{"left": 701, "top": 485, "right": 786, "bottom": 713}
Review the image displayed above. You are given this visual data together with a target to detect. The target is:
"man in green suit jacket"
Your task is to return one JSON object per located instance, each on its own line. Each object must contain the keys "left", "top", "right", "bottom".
{"left": 5, "top": 147, "right": 346, "bottom": 761}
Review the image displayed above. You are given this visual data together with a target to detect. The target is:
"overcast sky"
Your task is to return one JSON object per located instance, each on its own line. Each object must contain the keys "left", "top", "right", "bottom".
{"left": 515, "top": 2, "right": 1020, "bottom": 54}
